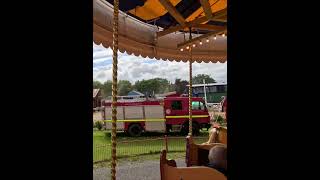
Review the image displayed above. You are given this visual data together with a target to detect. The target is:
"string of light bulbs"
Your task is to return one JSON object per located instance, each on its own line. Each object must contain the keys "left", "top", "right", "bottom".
{"left": 180, "top": 33, "right": 227, "bottom": 51}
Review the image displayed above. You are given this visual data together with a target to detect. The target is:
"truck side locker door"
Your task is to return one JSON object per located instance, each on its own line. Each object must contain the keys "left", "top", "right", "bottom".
{"left": 144, "top": 105, "right": 166, "bottom": 132}
{"left": 105, "top": 106, "right": 125, "bottom": 130}
{"left": 165, "top": 99, "right": 184, "bottom": 126}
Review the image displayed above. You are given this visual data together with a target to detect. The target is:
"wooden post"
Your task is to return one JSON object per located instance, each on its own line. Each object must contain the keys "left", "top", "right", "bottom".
{"left": 188, "top": 28, "right": 193, "bottom": 136}
{"left": 111, "top": 0, "right": 119, "bottom": 179}
{"left": 165, "top": 135, "right": 168, "bottom": 153}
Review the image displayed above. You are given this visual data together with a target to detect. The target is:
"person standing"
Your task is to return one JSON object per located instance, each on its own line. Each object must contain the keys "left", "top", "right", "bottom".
{"left": 203, "top": 96, "right": 227, "bottom": 144}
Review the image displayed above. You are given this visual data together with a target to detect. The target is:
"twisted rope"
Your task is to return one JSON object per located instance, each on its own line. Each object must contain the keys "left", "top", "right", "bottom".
{"left": 111, "top": 0, "right": 119, "bottom": 179}
{"left": 188, "top": 28, "right": 193, "bottom": 136}
{"left": 188, "top": 55, "right": 193, "bottom": 136}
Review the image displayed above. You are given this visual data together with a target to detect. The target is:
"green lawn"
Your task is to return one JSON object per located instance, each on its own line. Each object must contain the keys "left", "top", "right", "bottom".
{"left": 93, "top": 130, "right": 208, "bottom": 163}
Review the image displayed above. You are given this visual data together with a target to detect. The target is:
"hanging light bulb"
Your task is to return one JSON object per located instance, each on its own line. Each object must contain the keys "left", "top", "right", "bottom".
{"left": 186, "top": 46, "right": 190, "bottom": 49}
{"left": 192, "top": 44, "right": 196, "bottom": 47}
{"left": 206, "top": 39, "right": 209, "bottom": 42}
{"left": 180, "top": 48, "right": 184, "bottom": 51}
{"left": 214, "top": 35, "right": 217, "bottom": 40}
{"left": 222, "top": 33, "right": 225, "bottom": 37}
{"left": 199, "top": 41, "right": 203, "bottom": 45}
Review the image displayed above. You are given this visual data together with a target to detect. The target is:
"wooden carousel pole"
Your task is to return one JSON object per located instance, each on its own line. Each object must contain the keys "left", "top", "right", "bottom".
{"left": 111, "top": 0, "right": 119, "bottom": 179}
{"left": 188, "top": 28, "right": 193, "bottom": 136}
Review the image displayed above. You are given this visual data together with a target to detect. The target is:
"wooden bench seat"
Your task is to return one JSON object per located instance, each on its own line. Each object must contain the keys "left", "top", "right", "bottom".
{"left": 160, "top": 150, "right": 226, "bottom": 180}
{"left": 186, "top": 126, "right": 227, "bottom": 167}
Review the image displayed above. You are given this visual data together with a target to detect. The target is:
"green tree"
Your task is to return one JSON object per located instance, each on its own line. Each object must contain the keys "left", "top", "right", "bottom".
{"left": 169, "top": 82, "right": 175, "bottom": 92}
{"left": 174, "top": 79, "right": 189, "bottom": 94}
{"left": 93, "top": 81, "right": 103, "bottom": 89}
{"left": 134, "top": 80, "right": 154, "bottom": 96}
{"left": 93, "top": 81, "right": 105, "bottom": 97}
{"left": 134, "top": 78, "right": 170, "bottom": 96}
{"left": 118, "top": 80, "right": 132, "bottom": 96}
{"left": 153, "top": 78, "right": 171, "bottom": 94}
{"left": 192, "top": 74, "right": 216, "bottom": 84}
{"left": 102, "top": 80, "right": 112, "bottom": 97}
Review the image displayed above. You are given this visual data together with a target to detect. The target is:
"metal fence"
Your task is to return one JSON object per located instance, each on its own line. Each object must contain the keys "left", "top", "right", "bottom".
{"left": 93, "top": 136, "right": 207, "bottom": 163}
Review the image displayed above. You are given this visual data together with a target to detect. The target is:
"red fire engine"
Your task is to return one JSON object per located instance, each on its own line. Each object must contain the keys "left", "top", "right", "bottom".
{"left": 102, "top": 97, "right": 211, "bottom": 136}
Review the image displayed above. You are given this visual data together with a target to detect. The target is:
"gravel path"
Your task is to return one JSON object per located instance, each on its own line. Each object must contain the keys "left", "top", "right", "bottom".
{"left": 93, "top": 158, "right": 186, "bottom": 180}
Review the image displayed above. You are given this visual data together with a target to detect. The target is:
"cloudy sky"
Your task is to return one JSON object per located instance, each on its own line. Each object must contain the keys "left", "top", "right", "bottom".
{"left": 93, "top": 43, "right": 227, "bottom": 84}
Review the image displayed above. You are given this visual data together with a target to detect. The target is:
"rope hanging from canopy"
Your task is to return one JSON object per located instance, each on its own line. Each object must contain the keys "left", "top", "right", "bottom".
{"left": 110, "top": 0, "right": 119, "bottom": 179}
{"left": 188, "top": 28, "right": 193, "bottom": 136}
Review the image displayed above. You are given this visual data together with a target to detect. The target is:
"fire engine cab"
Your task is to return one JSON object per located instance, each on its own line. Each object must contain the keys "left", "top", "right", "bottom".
{"left": 102, "top": 97, "right": 211, "bottom": 136}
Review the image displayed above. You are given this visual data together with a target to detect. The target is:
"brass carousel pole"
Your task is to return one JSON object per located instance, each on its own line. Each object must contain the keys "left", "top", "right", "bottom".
{"left": 188, "top": 28, "right": 193, "bottom": 136}
{"left": 111, "top": 0, "right": 119, "bottom": 179}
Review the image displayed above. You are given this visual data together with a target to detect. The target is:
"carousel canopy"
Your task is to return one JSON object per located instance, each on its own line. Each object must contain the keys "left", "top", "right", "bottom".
{"left": 93, "top": 0, "right": 227, "bottom": 63}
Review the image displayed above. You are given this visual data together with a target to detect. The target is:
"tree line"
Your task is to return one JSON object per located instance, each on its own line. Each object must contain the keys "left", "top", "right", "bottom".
{"left": 93, "top": 74, "right": 216, "bottom": 98}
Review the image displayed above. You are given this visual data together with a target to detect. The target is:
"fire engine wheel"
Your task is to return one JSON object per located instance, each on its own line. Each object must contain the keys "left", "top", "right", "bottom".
{"left": 128, "top": 124, "right": 143, "bottom": 137}
{"left": 181, "top": 122, "right": 200, "bottom": 136}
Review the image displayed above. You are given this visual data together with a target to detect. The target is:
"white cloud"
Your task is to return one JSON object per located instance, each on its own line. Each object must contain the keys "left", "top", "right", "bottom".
{"left": 93, "top": 44, "right": 227, "bottom": 84}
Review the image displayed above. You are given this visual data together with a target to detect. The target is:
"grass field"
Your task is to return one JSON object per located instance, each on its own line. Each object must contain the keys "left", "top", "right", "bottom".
{"left": 93, "top": 130, "right": 208, "bottom": 163}
{"left": 92, "top": 109, "right": 223, "bottom": 166}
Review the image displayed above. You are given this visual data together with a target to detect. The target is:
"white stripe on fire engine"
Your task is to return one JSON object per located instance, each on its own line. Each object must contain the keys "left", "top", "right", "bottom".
{"left": 165, "top": 115, "right": 209, "bottom": 118}
{"left": 103, "top": 119, "right": 165, "bottom": 122}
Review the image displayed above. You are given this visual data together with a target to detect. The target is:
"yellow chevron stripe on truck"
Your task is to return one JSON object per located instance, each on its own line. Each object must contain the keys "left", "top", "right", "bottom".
{"left": 102, "top": 115, "right": 209, "bottom": 122}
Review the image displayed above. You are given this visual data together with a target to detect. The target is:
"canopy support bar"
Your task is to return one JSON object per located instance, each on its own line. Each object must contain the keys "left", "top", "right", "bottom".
{"left": 157, "top": 8, "right": 227, "bottom": 37}
{"left": 188, "top": 28, "right": 193, "bottom": 136}
{"left": 199, "top": 0, "right": 213, "bottom": 19}
{"left": 111, "top": 0, "right": 119, "bottom": 179}
{"left": 159, "top": 0, "right": 186, "bottom": 26}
